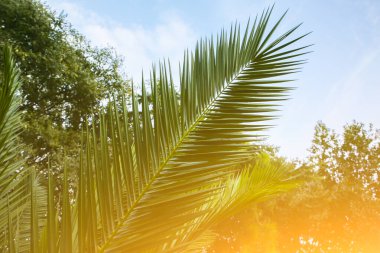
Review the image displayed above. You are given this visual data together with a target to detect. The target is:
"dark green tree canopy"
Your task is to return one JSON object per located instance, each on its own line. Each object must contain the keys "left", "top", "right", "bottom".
{"left": 0, "top": 0, "right": 127, "bottom": 129}
{"left": 0, "top": 0, "right": 128, "bottom": 165}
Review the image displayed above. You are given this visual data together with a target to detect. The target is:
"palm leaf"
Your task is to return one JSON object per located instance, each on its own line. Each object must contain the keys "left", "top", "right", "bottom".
{"left": 0, "top": 44, "right": 23, "bottom": 199}
{"left": 161, "top": 152, "right": 301, "bottom": 252}
{"left": 11, "top": 6, "right": 312, "bottom": 253}
{"left": 0, "top": 44, "right": 26, "bottom": 251}
{"left": 0, "top": 6, "right": 310, "bottom": 253}
{"left": 0, "top": 45, "right": 48, "bottom": 253}
{"left": 71, "top": 6, "right": 310, "bottom": 252}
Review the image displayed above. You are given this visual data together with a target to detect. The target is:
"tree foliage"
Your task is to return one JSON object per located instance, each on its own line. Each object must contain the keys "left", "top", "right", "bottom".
{"left": 310, "top": 121, "right": 380, "bottom": 196}
{"left": 0, "top": 0, "right": 128, "bottom": 169}
{"left": 212, "top": 121, "right": 380, "bottom": 252}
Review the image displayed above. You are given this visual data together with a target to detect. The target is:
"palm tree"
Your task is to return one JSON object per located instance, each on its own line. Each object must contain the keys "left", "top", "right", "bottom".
{"left": 1, "top": 6, "right": 310, "bottom": 253}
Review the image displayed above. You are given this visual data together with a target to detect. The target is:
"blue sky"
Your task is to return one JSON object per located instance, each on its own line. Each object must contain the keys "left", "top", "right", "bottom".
{"left": 44, "top": 0, "right": 380, "bottom": 159}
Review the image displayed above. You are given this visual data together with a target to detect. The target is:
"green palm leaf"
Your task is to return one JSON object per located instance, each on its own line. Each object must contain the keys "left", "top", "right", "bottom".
{"left": 0, "top": 44, "right": 23, "bottom": 199}
{"left": 0, "top": 44, "right": 26, "bottom": 252}
{"left": 0, "top": 6, "right": 309, "bottom": 253}
{"left": 72, "top": 6, "right": 310, "bottom": 252}
{"left": 1, "top": 6, "right": 311, "bottom": 253}
{"left": 163, "top": 152, "right": 301, "bottom": 252}
{"left": 0, "top": 45, "right": 47, "bottom": 253}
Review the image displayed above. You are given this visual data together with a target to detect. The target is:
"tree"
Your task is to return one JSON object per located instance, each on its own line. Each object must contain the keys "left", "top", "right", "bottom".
{"left": 220, "top": 122, "right": 380, "bottom": 252}
{"left": 339, "top": 122, "right": 380, "bottom": 196}
{"left": 0, "top": 0, "right": 128, "bottom": 169}
{"left": 308, "top": 121, "right": 340, "bottom": 183}
{"left": 2, "top": 6, "right": 310, "bottom": 252}
{"left": 309, "top": 121, "right": 380, "bottom": 197}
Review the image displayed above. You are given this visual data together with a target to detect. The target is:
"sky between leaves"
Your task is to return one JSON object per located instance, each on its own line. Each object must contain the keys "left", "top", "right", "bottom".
{"left": 44, "top": 0, "right": 380, "bottom": 159}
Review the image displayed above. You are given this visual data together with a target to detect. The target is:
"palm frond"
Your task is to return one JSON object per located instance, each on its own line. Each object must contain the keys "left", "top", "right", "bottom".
{"left": 159, "top": 152, "right": 301, "bottom": 252}
{"left": 0, "top": 44, "right": 26, "bottom": 251}
{"left": 72, "top": 6, "right": 310, "bottom": 252}
{"left": 180, "top": 229, "right": 218, "bottom": 253}
{"left": 0, "top": 45, "right": 48, "bottom": 253}
{"left": 0, "top": 44, "right": 22, "bottom": 194}
{"left": 202, "top": 152, "right": 301, "bottom": 226}
{"left": 1, "top": 6, "right": 310, "bottom": 253}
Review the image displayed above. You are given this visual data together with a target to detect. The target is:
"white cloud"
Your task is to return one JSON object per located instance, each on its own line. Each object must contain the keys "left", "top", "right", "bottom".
{"left": 45, "top": 0, "right": 197, "bottom": 82}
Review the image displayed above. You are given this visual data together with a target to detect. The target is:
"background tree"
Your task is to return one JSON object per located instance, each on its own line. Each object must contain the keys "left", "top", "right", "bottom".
{"left": 0, "top": 0, "right": 129, "bottom": 172}
{"left": 211, "top": 121, "right": 380, "bottom": 252}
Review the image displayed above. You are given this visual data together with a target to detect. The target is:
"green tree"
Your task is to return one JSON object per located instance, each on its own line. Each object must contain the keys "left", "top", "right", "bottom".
{"left": 309, "top": 121, "right": 380, "bottom": 197}
{"left": 339, "top": 122, "right": 380, "bottom": 196}
{"left": 308, "top": 121, "right": 340, "bottom": 183}
{"left": 0, "top": 0, "right": 128, "bottom": 170}
{"left": 225, "top": 122, "right": 380, "bottom": 252}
